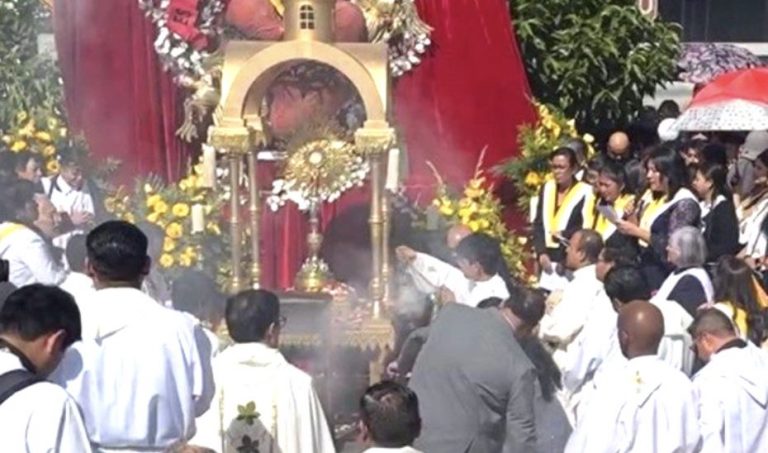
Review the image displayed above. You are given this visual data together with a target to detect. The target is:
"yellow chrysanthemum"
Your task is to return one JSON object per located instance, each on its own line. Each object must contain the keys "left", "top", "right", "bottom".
{"left": 172, "top": 203, "right": 190, "bottom": 218}
{"left": 153, "top": 200, "right": 169, "bottom": 215}
{"left": 42, "top": 145, "right": 56, "bottom": 157}
{"left": 179, "top": 254, "right": 193, "bottom": 267}
{"left": 146, "top": 194, "right": 162, "bottom": 208}
{"left": 166, "top": 222, "right": 183, "bottom": 239}
{"left": 104, "top": 198, "right": 117, "bottom": 213}
{"left": 122, "top": 212, "right": 136, "bottom": 224}
{"left": 438, "top": 204, "right": 455, "bottom": 216}
{"left": 147, "top": 212, "right": 162, "bottom": 224}
{"left": 35, "top": 131, "right": 52, "bottom": 143}
{"left": 159, "top": 254, "right": 175, "bottom": 268}
{"left": 46, "top": 159, "right": 60, "bottom": 173}
{"left": 163, "top": 237, "right": 177, "bottom": 253}
{"left": 10, "top": 141, "right": 27, "bottom": 152}
{"left": 524, "top": 172, "right": 541, "bottom": 188}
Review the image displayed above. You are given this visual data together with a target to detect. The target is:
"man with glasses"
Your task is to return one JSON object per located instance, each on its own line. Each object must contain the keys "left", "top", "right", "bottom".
{"left": 192, "top": 289, "right": 335, "bottom": 453}
{"left": 689, "top": 308, "right": 768, "bottom": 452}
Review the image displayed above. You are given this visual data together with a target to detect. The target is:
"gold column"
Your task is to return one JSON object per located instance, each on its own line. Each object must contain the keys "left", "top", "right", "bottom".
{"left": 209, "top": 126, "right": 254, "bottom": 294}
{"left": 380, "top": 188, "right": 391, "bottom": 306}
{"left": 355, "top": 123, "right": 395, "bottom": 306}
{"left": 247, "top": 147, "right": 261, "bottom": 289}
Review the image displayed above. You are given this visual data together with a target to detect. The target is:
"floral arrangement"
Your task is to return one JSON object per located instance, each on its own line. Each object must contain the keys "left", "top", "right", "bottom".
{"left": 104, "top": 162, "right": 229, "bottom": 282}
{"left": 497, "top": 102, "right": 595, "bottom": 211}
{"left": 431, "top": 152, "right": 530, "bottom": 280}
{"left": 1, "top": 109, "right": 73, "bottom": 175}
{"left": 268, "top": 125, "right": 369, "bottom": 211}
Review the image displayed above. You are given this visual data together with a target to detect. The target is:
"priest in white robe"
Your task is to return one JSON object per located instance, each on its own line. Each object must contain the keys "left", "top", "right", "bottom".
{"left": 540, "top": 230, "right": 604, "bottom": 367}
{"left": 690, "top": 309, "right": 768, "bottom": 452}
{"left": 192, "top": 289, "right": 335, "bottom": 453}
{"left": 396, "top": 233, "right": 510, "bottom": 307}
{"left": 0, "top": 285, "right": 92, "bottom": 452}
{"left": 566, "top": 301, "right": 701, "bottom": 453}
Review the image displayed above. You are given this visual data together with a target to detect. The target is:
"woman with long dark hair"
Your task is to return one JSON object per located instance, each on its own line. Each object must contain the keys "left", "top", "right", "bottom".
{"left": 583, "top": 160, "right": 637, "bottom": 252}
{"left": 617, "top": 146, "right": 701, "bottom": 289}
{"left": 713, "top": 256, "right": 767, "bottom": 345}
{"left": 691, "top": 161, "right": 741, "bottom": 264}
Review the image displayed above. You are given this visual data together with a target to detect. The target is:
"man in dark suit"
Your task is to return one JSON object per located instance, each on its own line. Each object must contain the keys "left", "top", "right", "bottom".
{"left": 409, "top": 296, "right": 537, "bottom": 452}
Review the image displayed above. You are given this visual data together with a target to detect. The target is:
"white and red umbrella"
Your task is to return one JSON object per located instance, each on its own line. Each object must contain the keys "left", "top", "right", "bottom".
{"left": 675, "top": 68, "right": 768, "bottom": 131}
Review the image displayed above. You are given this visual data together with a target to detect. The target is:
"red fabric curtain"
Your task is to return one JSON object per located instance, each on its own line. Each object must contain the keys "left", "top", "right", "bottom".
{"left": 395, "top": 0, "right": 537, "bottom": 192}
{"left": 53, "top": 0, "right": 191, "bottom": 184}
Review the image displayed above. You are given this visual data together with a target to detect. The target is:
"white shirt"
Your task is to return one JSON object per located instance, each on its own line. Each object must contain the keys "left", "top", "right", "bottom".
{"left": 42, "top": 176, "right": 95, "bottom": 250}
{"left": 407, "top": 252, "right": 510, "bottom": 307}
{"left": 0, "top": 222, "right": 67, "bottom": 287}
{"left": 0, "top": 349, "right": 92, "bottom": 452}
{"left": 566, "top": 355, "right": 701, "bottom": 453}
{"left": 193, "top": 342, "right": 335, "bottom": 453}
{"left": 540, "top": 265, "right": 603, "bottom": 366}
{"left": 650, "top": 298, "right": 695, "bottom": 376}
{"left": 59, "top": 271, "right": 95, "bottom": 304}
{"left": 51, "top": 287, "right": 215, "bottom": 451}
{"left": 694, "top": 342, "right": 768, "bottom": 453}
{"left": 561, "top": 289, "right": 622, "bottom": 421}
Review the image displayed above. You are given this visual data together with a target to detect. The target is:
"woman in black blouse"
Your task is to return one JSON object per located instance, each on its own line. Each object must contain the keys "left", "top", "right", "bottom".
{"left": 691, "top": 161, "right": 741, "bottom": 265}
{"left": 616, "top": 146, "right": 701, "bottom": 289}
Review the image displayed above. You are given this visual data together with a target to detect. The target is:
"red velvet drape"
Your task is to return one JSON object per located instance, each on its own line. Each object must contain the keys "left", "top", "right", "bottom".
{"left": 395, "top": 0, "right": 537, "bottom": 192}
{"left": 53, "top": 0, "right": 191, "bottom": 184}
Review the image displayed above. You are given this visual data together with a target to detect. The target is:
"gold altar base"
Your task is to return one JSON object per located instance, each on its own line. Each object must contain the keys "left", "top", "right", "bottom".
{"left": 294, "top": 257, "right": 333, "bottom": 293}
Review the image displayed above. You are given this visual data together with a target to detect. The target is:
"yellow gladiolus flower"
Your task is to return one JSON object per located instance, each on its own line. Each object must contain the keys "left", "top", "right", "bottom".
{"left": 123, "top": 212, "right": 135, "bottom": 224}
{"left": 163, "top": 237, "right": 177, "bottom": 253}
{"left": 159, "top": 253, "right": 175, "bottom": 268}
{"left": 172, "top": 203, "right": 190, "bottom": 218}
{"left": 153, "top": 200, "right": 169, "bottom": 215}
{"left": 10, "top": 141, "right": 27, "bottom": 152}
{"left": 551, "top": 124, "right": 562, "bottom": 138}
{"left": 439, "top": 204, "right": 455, "bottom": 216}
{"left": 146, "top": 194, "right": 162, "bottom": 208}
{"left": 524, "top": 172, "right": 542, "bottom": 188}
{"left": 46, "top": 159, "right": 60, "bottom": 173}
{"left": 467, "top": 220, "right": 481, "bottom": 232}
{"left": 166, "top": 222, "right": 183, "bottom": 239}
{"left": 35, "top": 131, "right": 52, "bottom": 143}
{"left": 147, "top": 212, "right": 161, "bottom": 224}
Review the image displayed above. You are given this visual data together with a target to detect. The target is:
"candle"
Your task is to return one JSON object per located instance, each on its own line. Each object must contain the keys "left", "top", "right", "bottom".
{"left": 385, "top": 148, "right": 400, "bottom": 192}
{"left": 201, "top": 145, "right": 216, "bottom": 189}
{"left": 191, "top": 204, "right": 205, "bottom": 234}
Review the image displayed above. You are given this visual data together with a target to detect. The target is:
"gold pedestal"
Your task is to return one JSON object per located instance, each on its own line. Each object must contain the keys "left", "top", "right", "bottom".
{"left": 295, "top": 202, "right": 333, "bottom": 292}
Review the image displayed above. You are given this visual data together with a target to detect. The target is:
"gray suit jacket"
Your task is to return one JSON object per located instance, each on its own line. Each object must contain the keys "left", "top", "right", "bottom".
{"left": 409, "top": 304, "right": 537, "bottom": 453}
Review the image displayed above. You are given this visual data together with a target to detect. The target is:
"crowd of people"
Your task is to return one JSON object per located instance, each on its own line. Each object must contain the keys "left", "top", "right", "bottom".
{"left": 3, "top": 114, "right": 768, "bottom": 452}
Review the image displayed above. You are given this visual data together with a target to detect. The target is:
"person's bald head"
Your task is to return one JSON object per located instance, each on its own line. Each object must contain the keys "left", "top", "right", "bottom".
{"left": 688, "top": 308, "right": 739, "bottom": 363}
{"left": 446, "top": 224, "right": 472, "bottom": 250}
{"left": 617, "top": 301, "right": 665, "bottom": 359}
{"left": 608, "top": 132, "right": 631, "bottom": 159}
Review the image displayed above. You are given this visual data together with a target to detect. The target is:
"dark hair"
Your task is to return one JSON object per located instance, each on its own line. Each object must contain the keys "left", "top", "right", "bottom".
{"left": 225, "top": 289, "right": 280, "bottom": 343}
{"left": 701, "top": 143, "right": 728, "bottom": 167}
{"left": 601, "top": 246, "right": 638, "bottom": 267}
{"left": 646, "top": 145, "right": 689, "bottom": 196}
{"left": 658, "top": 100, "right": 681, "bottom": 120}
{"left": 576, "top": 229, "right": 603, "bottom": 263}
{"left": 586, "top": 156, "right": 605, "bottom": 173}
{"left": 65, "top": 234, "right": 88, "bottom": 273}
{"left": 598, "top": 160, "right": 628, "bottom": 190}
{"left": 0, "top": 259, "right": 8, "bottom": 283}
{"left": 688, "top": 308, "right": 737, "bottom": 338}
{"left": 12, "top": 151, "right": 42, "bottom": 172}
{"left": 360, "top": 381, "right": 421, "bottom": 448}
{"left": 56, "top": 146, "right": 82, "bottom": 167}
{"left": 504, "top": 287, "right": 547, "bottom": 327}
{"left": 623, "top": 159, "right": 646, "bottom": 197}
{"left": 713, "top": 256, "right": 767, "bottom": 345}
{"left": 455, "top": 233, "right": 505, "bottom": 277}
{"left": 0, "top": 285, "right": 81, "bottom": 348}
{"left": 172, "top": 269, "right": 225, "bottom": 323}
{"left": 0, "top": 179, "right": 38, "bottom": 224}
{"left": 695, "top": 161, "right": 732, "bottom": 200}
{"left": 549, "top": 147, "right": 578, "bottom": 168}
{"left": 86, "top": 221, "right": 149, "bottom": 282}
{"left": 604, "top": 264, "right": 651, "bottom": 304}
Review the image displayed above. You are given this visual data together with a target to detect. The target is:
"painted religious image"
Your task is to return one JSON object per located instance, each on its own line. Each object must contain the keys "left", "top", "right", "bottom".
{"left": 3, "top": 0, "right": 768, "bottom": 452}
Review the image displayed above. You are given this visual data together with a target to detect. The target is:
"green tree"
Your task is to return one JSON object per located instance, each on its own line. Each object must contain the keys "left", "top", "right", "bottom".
{"left": 510, "top": 0, "right": 680, "bottom": 132}
{"left": 0, "top": 0, "right": 62, "bottom": 130}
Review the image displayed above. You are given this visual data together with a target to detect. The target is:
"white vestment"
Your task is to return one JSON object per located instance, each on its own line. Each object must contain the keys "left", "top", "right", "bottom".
{"left": 694, "top": 342, "right": 768, "bottom": 453}
{"left": 406, "top": 252, "right": 510, "bottom": 307}
{"left": 192, "top": 342, "right": 335, "bottom": 453}
{"left": 42, "top": 176, "right": 96, "bottom": 250}
{"left": 0, "top": 222, "right": 67, "bottom": 287}
{"left": 653, "top": 267, "right": 714, "bottom": 307}
{"left": 0, "top": 349, "right": 92, "bottom": 453}
{"left": 51, "top": 287, "right": 215, "bottom": 452}
{"left": 561, "top": 289, "right": 623, "bottom": 422}
{"left": 539, "top": 265, "right": 603, "bottom": 367}
{"left": 566, "top": 355, "right": 701, "bottom": 453}
{"left": 650, "top": 298, "right": 695, "bottom": 376}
